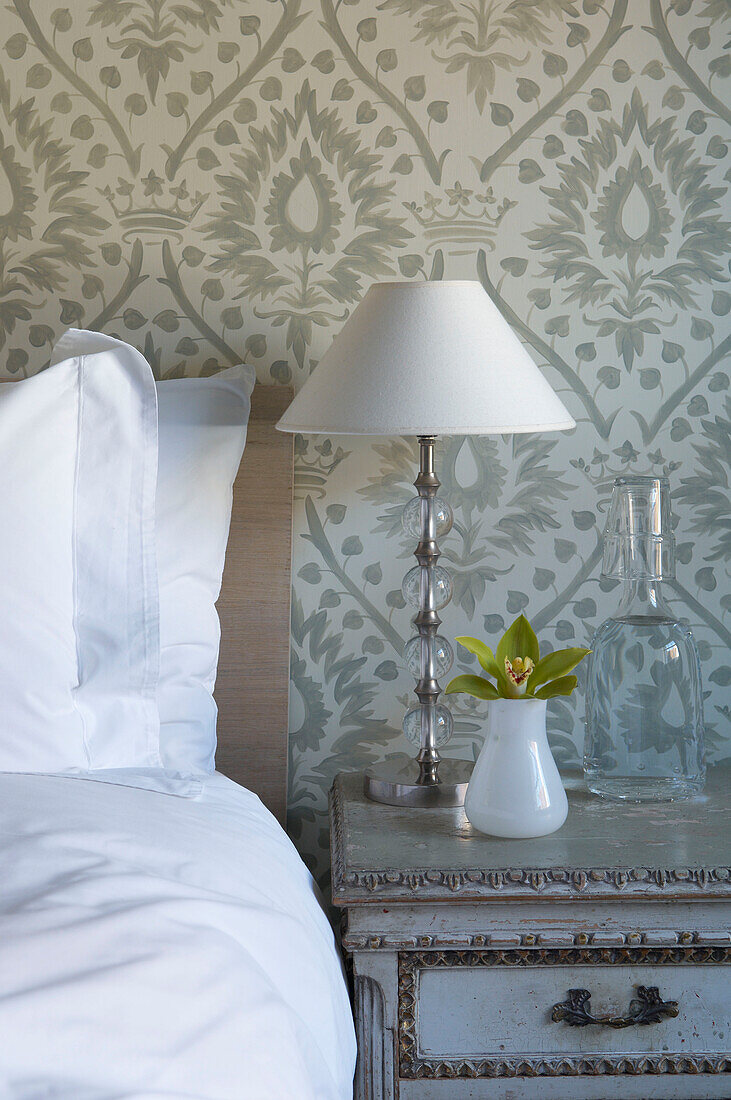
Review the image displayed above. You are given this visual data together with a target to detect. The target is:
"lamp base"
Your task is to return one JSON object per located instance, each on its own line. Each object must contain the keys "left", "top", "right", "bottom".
{"left": 364, "top": 755, "right": 473, "bottom": 808}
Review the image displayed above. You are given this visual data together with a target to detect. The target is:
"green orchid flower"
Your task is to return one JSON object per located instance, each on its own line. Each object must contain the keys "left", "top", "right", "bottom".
{"left": 445, "top": 614, "right": 590, "bottom": 702}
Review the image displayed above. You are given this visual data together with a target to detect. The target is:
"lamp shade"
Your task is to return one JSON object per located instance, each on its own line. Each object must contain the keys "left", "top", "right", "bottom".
{"left": 276, "top": 281, "right": 575, "bottom": 436}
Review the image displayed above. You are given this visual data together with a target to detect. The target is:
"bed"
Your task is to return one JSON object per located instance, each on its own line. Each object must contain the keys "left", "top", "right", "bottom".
{"left": 0, "top": 383, "right": 356, "bottom": 1099}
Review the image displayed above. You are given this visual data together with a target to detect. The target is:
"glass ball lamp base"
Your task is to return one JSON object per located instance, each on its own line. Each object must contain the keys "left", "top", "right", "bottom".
{"left": 364, "top": 755, "right": 473, "bottom": 808}
{"left": 367, "top": 435, "right": 472, "bottom": 808}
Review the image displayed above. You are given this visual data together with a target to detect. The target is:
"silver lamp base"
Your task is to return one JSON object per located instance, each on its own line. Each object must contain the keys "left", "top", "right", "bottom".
{"left": 364, "top": 755, "right": 473, "bottom": 808}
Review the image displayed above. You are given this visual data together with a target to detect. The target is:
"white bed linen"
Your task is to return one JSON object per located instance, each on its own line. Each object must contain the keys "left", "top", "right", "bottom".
{"left": 0, "top": 772, "right": 356, "bottom": 1100}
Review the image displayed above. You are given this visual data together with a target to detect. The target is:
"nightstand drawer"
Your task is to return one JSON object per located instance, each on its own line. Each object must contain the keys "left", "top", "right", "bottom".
{"left": 398, "top": 946, "right": 731, "bottom": 1080}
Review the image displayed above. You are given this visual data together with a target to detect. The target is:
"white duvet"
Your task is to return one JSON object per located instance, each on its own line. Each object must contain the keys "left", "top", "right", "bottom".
{"left": 0, "top": 772, "right": 356, "bottom": 1100}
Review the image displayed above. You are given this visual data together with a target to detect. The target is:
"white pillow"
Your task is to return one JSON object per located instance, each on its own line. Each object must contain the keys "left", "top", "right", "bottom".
{"left": 156, "top": 366, "right": 255, "bottom": 773}
{"left": 49, "top": 329, "right": 256, "bottom": 774}
{"left": 0, "top": 336, "right": 160, "bottom": 773}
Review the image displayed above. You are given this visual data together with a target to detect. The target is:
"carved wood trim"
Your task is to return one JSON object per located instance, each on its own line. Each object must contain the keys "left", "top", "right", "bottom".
{"left": 344, "top": 928, "right": 729, "bottom": 951}
{"left": 397, "top": 947, "right": 731, "bottom": 1080}
{"left": 354, "top": 975, "right": 386, "bottom": 1100}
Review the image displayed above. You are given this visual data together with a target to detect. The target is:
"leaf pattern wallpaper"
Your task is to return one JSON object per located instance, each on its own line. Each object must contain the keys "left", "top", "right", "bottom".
{"left": 0, "top": 0, "right": 728, "bottom": 883}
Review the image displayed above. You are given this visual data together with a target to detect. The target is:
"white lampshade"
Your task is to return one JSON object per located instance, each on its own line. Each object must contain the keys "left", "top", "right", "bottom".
{"left": 276, "top": 281, "right": 574, "bottom": 436}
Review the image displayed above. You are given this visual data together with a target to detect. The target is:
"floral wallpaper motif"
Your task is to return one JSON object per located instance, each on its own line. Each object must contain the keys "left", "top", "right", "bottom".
{"left": 0, "top": 0, "right": 728, "bottom": 885}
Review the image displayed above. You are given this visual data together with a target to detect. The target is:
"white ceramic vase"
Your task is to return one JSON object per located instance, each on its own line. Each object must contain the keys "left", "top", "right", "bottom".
{"left": 464, "top": 698, "right": 568, "bottom": 838}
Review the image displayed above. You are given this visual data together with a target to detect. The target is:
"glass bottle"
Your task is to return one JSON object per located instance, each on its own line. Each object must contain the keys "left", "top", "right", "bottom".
{"left": 583, "top": 476, "right": 705, "bottom": 802}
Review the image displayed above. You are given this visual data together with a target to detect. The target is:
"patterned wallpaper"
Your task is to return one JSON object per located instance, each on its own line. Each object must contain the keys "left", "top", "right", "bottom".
{"left": 0, "top": 0, "right": 728, "bottom": 884}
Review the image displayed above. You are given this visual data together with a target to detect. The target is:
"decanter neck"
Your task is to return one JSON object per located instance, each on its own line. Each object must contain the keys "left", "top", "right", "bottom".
{"left": 614, "top": 577, "right": 671, "bottom": 620}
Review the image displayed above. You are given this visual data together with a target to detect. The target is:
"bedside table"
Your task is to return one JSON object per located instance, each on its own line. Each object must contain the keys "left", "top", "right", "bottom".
{"left": 330, "top": 769, "right": 730, "bottom": 1100}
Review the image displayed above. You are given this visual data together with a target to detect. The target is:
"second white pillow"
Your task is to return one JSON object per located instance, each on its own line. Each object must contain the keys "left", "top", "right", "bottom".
{"left": 156, "top": 366, "right": 255, "bottom": 773}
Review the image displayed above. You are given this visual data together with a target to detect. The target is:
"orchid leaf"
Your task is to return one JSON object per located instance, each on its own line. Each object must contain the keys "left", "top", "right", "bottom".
{"left": 496, "top": 614, "right": 539, "bottom": 669}
{"left": 455, "top": 635, "right": 501, "bottom": 679}
{"left": 533, "top": 674, "right": 578, "bottom": 700}
{"left": 530, "top": 647, "right": 591, "bottom": 691}
{"left": 444, "top": 674, "right": 500, "bottom": 701}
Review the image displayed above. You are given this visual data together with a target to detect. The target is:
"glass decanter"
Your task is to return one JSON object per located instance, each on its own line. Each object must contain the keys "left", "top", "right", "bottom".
{"left": 583, "top": 476, "right": 705, "bottom": 802}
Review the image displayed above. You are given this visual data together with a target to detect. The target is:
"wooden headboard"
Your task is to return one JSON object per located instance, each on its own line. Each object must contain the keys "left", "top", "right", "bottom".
{"left": 214, "top": 384, "right": 294, "bottom": 825}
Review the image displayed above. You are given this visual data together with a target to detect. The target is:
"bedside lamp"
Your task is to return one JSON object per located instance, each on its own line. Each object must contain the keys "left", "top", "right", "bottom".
{"left": 277, "top": 281, "right": 575, "bottom": 807}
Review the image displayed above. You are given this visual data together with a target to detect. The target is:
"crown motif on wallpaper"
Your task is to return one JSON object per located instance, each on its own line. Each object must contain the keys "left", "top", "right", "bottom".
{"left": 403, "top": 185, "right": 516, "bottom": 253}
{"left": 294, "top": 435, "right": 351, "bottom": 500}
{"left": 97, "top": 175, "right": 208, "bottom": 241}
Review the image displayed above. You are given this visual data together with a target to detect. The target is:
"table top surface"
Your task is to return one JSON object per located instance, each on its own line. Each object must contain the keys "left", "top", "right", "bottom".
{"left": 330, "top": 766, "right": 730, "bottom": 905}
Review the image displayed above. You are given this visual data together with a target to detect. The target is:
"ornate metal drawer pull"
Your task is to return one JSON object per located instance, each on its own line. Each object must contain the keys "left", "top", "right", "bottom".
{"left": 551, "top": 985, "right": 679, "bottom": 1029}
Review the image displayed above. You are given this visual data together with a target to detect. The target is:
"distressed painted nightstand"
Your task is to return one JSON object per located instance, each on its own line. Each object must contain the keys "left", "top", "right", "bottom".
{"left": 330, "top": 768, "right": 731, "bottom": 1100}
